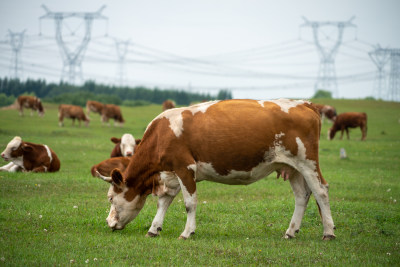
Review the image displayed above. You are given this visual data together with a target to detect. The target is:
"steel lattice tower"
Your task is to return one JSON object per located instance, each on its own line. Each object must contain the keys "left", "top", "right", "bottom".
{"left": 114, "top": 39, "right": 130, "bottom": 87}
{"left": 301, "top": 16, "right": 356, "bottom": 98}
{"left": 368, "top": 46, "right": 390, "bottom": 99}
{"left": 388, "top": 49, "right": 400, "bottom": 101}
{"left": 39, "top": 5, "right": 107, "bottom": 84}
{"left": 7, "top": 29, "right": 26, "bottom": 79}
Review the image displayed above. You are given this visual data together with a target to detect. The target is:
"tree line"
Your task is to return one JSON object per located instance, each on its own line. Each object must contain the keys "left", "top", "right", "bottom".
{"left": 0, "top": 78, "right": 232, "bottom": 107}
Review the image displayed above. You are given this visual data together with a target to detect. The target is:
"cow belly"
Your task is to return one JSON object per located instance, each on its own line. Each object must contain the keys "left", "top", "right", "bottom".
{"left": 191, "top": 161, "right": 279, "bottom": 185}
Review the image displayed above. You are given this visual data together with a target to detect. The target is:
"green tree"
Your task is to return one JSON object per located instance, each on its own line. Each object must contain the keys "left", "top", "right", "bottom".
{"left": 313, "top": 89, "right": 332, "bottom": 99}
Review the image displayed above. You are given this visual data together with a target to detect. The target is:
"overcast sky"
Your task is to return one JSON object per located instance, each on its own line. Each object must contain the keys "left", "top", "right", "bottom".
{"left": 0, "top": 0, "right": 399, "bottom": 100}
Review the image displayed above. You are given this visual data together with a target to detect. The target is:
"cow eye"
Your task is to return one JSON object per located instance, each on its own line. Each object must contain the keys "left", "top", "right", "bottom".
{"left": 108, "top": 197, "right": 113, "bottom": 203}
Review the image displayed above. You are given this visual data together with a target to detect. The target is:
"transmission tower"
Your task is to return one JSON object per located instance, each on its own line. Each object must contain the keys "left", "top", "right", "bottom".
{"left": 114, "top": 39, "right": 130, "bottom": 86}
{"left": 301, "top": 16, "right": 356, "bottom": 98}
{"left": 39, "top": 5, "right": 107, "bottom": 84}
{"left": 368, "top": 45, "right": 390, "bottom": 99}
{"left": 7, "top": 29, "right": 26, "bottom": 79}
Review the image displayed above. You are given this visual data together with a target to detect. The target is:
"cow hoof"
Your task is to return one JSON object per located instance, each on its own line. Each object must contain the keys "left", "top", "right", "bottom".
{"left": 295, "top": 229, "right": 299, "bottom": 234}
{"left": 146, "top": 232, "right": 159, "bottom": 238}
{"left": 322, "top": 234, "right": 336, "bottom": 241}
{"left": 284, "top": 234, "right": 294, "bottom": 239}
{"left": 178, "top": 236, "right": 187, "bottom": 240}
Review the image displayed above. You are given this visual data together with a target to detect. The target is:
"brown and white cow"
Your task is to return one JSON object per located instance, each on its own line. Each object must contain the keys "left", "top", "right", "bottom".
{"left": 86, "top": 100, "right": 104, "bottom": 116}
{"left": 17, "top": 95, "right": 44, "bottom": 117}
{"left": 110, "top": 134, "right": 141, "bottom": 158}
{"left": 162, "top": 100, "right": 175, "bottom": 111}
{"left": 328, "top": 112, "right": 367, "bottom": 141}
{"left": 95, "top": 99, "right": 335, "bottom": 240}
{"left": 0, "top": 136, "right": 60, "bottom": 172}
{"left": 58, "top": 104, "right": 90, "bottom": 127}
{"left": 101, "top": 104, "right": 124, "bottom": 126}
{"left": 314, "top": 103, "right": 337, "bottom": 123}
{"left": 91, "top": 156, "right": 131, "bottom": 177}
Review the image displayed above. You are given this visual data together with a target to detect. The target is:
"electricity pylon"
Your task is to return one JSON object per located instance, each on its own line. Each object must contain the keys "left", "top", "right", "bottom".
{"left": 39, "top": 5, "right": 107, "bottom": 84}
{"left": 368, "top": 45, "right": 390, "bottom": 99}
{"left": 301, "top": 16, "right": 356, "bottom": 98}
{"left": 114, "top": 39, "right": 130, "bottom": 87}
{"left": 7, "top": 29, "right": 26, "bottom": 79}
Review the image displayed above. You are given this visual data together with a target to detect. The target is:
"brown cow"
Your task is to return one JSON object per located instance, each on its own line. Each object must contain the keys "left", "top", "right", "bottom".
{"left": 162, "top": 100, "right": 175, "bottom": 111}
{"left": 101, "top": 104, "right": 124, "bottom": 126}
{"left": 86, "top": 100, "right": 104, "bottom": 116}
{"left": 17, "top": 95, "right": 44, "bottom": 117}
{"left": 0, "top": 136, "right": 60, "bottom": 172}
{"left": 314, "top": 103, "right": 337, "bottom": 123}
{"left": 58, "top": 104, "right": 90, "bottom": 127}
{"left": 328, "top": 112, "right": 367, "bottom": 141}
{"left": 91, "top": 157, "right": 131, "bottom": 177}
{"left": 110, "top": 133, "right": 141, "bottom": 157}
{"left": 95, "top": 99, "right": 335, "bottom": 240}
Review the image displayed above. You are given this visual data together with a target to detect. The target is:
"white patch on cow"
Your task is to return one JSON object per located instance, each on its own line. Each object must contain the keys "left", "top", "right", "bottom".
{"left": 266, "top": 98, "right": 309, "bottom": 113}
{"left": 158, "top": 171, "right": 181, "bottom": 196}
{"left": 146, "top": 101, "right": 219, "bottom": 137}
{"left": 257, "top": 100, "right": 265, "bottom": 107}
{"left": 120, "top": 134, "right": 135, "bottom": 156}
{"left": 0, "top": 162, "right": 19, "bottom": 172}
{"left": 43, "top": 145, "right": 52, "bottom": 163}
{"left": 2, "top": 136, "right": 22, "bottom": 157}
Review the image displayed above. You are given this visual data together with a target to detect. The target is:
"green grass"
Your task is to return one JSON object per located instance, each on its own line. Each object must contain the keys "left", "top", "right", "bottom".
{"left": 0, "top": 99, "right": 399, "bottom": 266}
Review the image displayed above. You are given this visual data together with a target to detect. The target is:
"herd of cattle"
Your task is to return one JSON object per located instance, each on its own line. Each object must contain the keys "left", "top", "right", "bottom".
{"left": 0, "top": 96, "right": 369, "bottom": 240}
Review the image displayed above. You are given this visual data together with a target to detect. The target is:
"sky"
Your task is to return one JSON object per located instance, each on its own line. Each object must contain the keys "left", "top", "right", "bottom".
{"left": 0, "top": 0, "right": 399, "bottom": 100}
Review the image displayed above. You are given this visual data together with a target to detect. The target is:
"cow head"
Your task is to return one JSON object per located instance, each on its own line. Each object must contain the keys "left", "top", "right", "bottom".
{"left": 36, "top": 99, "right": 45, "bottom": 117}
{"left": 111, "top": 134, "right": 141, "bottom": 157}
{"left": 96, "top": 169, "right": 148, "bottom": 230}
{"left": 1, "top": 136, "right": 31, "bottom": 161}
{"left": 328, "top": 128, "right": 336, "bottom": 140}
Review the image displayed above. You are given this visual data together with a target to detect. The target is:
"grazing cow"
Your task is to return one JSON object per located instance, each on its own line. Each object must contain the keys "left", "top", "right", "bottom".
{"left": 162, "top": 100, "right": 175, "bottom": 111}
{"left": 0, "top": 136, "right": 60, "bottom": 172}
{"left": 110, "top": 134, "right": 141, "bottom": 158}
{"left": 328, "top": 112, "right": 367, "bottom": 141}
{"left": 314, "top": 103, "right": 337, "bottom": 123}
{"left": 58, "top": 104, "right": 90, "bottom": 127}
{"left": 101, "top": 104, "right": 124, "bottom": 126}
{"left": 91, "top": 157, "right": 131, "bottom": 177}
{"left": 17, "top": 95, "right": 44, "bottom": 117}
{"left": 86, "top": 100, "right": 104, "bottom": 116}
{"left": 95, "top": 99, "right": 335, "bottom": 240}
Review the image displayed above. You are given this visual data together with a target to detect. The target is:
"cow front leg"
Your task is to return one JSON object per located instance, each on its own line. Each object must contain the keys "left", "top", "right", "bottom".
{"left": 0, "top": 162, "right": 20, "bottom": 172}
{"left": 176, "top": 169, "right": 197, "bottom": 239}
{"left": 146, "top": 193, "right": 177, "bottom": 237}
{"left": 285, "top": 171, "right": 311, "bottom": 239}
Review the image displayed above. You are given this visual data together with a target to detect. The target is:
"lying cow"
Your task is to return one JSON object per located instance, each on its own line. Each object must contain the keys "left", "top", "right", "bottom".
{"left": 17, "top": 95, "right": 44, "bottom": 117}
{"left": 0, "top": 136, "right": 60, "bottom": 172}
{"left": 91, "top": 157, "right": 130, "bottom": 177}
{"left": 86, "top": 100, "right": 104, "bottom": 116}
{"left": 314, "top": 103, "right": 337, "bottom": 123}
{"left": 328, "top": 112, "right": 367, "bottom": 141}
{"left": 162, "top": 100, "right": 176, "bottom": 111}
{"left": 101, "top": 104, "right": 124, "bottom": 126}
{"left": 95, "top": 99, "right": 335, "bottom": 240}
{"left": 110, "top": 133, "right": 141, "bottom": 157}
{"left": 58, "top": 104, "right": 90, "bottom": 127}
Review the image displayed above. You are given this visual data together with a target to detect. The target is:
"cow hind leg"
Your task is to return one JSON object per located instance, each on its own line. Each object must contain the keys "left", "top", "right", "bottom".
{"left": 301, "top": 168, "right": 335, "bottom": 240}
{"left": 285, "top": 171, "right": 311, "bottom": 239}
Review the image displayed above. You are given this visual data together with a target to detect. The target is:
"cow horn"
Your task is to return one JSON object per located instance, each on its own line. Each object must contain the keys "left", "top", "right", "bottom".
{"left": 95, "top": 171, "right": 112, "bottom": 183}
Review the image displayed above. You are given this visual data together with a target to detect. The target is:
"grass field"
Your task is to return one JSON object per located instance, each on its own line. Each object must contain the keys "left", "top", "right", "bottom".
{"left": 0, "top": 99, "right": 399, "bottom": 266}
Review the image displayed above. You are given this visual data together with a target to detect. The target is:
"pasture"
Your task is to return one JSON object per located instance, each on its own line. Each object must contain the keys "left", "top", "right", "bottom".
{"left": 0, "top": 99, "right": 399, "bottom": 266}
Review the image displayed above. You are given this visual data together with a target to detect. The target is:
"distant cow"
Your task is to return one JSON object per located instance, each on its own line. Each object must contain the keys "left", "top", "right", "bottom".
{"left": 58, "top": 104, "right": 90, "bottom": 127}
{"left": 91, "top": 156, "right": 130, "bottom": 177}
{"left": 101, "top": 104, "right": 124, "bottom": 126}
{"left": 17, "top": 95, "right": 44, "bottom": 117}
{"left": 86, "top": 100, "right": 104, "bottom": 116}
{"left": 110, "top": 133, "right": 141, "bottom": 157}
{"left": 314, "top": 103, "right": 337, "bottom": 122}
{"left": 94, "top": 99, "right": 335, "bottom": 240}
{"left": 328, "top": 112, "right": 367, "bottom": 141}
{"left": 0, "top": 136, "right": 60, "bottom": 172}
{"left": 162, "top": 100, "right": 175, "bottom": 111}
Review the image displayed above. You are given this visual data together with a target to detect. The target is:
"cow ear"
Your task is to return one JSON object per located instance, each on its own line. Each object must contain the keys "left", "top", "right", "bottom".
{"left": 22, "top": 143, "right": 33, "bottom": 152}
{"left": 135, "top": 139, "right": 141, "bottom": 145}
{"left": 111, "top": 137, "right": 121, "bottom": 144}
{"left": 111, "top": 168, "right": 124, "bottom": 187}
